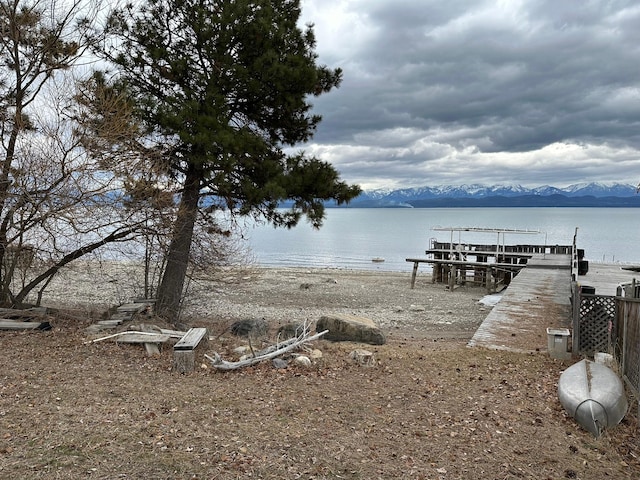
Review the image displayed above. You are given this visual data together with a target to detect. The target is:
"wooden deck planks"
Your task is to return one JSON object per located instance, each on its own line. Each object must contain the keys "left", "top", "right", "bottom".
{"left": 578, "top": 262, "right": 640, "bottom": 296}
{"left": 468, "top": 254, "right": 573, "bottom": 353}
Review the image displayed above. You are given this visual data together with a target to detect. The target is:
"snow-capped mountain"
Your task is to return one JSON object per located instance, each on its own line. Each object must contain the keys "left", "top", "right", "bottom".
{"left": 344, "top": 182, "right": 640, "bottom": 207}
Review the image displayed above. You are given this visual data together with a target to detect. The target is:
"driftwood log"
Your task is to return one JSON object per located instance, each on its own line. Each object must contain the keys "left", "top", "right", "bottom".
{"left": 205, "top": 329, "right": 328, "bottom": 371}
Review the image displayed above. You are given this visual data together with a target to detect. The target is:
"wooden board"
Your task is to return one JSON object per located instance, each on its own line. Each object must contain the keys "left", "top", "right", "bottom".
{"left": 97, "top": 319, "right": 124, "bottom": 327}
{"left": 174, "top": 328, "right": 208, "bottom": 351}
{"left": 160, "top": 329, "right": 188, "bottom": 339}
{"left": 0, "top": 319, "right": 51, "bottom": 330}
{"left": 113, "top": 332, "right": 170, "bottom": 344}
{"left": 116, "top": 303, "right": 148, "bottom": 313}
{"left": 406, "top": 258, "right": 527, "bottom": 269}
{"left": 108, "top": 313, "right": 134, "bottom": 320}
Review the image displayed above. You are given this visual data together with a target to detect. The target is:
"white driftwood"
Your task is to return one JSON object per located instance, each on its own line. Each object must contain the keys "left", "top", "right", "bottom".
{"left": 205, "top": 330, "right": 328, "bottom": 370}
{"left": 84, "top": 331, "right": 169, "bottom": 345}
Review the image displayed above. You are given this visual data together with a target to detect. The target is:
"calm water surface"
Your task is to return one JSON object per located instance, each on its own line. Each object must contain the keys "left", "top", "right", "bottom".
{"left": 244, "top": 208, "right": 640, "bottom": 271}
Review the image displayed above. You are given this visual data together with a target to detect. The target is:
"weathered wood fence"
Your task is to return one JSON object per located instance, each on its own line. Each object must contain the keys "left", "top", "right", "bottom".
{"left": 572, "top": 284, "right": 640, "bottom": 397}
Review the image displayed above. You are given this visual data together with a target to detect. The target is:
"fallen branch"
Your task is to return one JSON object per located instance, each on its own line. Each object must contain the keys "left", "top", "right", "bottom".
{"left": 205, "top": 329, "right": 328, "bottom": 371}
{"left": 252, "top": 335, "right": 299, "bottom": 357}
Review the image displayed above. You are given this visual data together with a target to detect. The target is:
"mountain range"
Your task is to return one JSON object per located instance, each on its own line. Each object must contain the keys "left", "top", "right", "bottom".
{"left": 337, "top": 182, "right": 640, "bottom": 208}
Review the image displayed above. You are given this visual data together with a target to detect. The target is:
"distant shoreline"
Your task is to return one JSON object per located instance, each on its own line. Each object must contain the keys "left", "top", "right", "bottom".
{"left": 329, "top": 200, "right": 640, "bottom": 208}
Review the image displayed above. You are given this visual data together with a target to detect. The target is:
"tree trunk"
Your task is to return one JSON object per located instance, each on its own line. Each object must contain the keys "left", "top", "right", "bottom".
{"left": 155, "top": 164, "right": 202, "bottom": 324}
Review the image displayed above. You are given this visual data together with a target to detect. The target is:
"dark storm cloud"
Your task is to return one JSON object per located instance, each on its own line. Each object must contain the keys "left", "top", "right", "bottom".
{"left": 299, "top": 0, "right": 640, "bottom": 189}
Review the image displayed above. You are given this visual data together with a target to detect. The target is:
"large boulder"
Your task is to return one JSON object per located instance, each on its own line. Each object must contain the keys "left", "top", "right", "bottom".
{"left": 316, "top": 314, "right": 386, "bottom": 345}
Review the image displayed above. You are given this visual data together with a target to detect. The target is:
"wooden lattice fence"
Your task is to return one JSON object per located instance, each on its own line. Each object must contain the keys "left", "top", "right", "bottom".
{"left": 615, "top": 297, "right": 640, "bottom": 396}
{"left": 573, "top": 287, "right": 640, "bottom": 396}
{"left": 575, "top": 294, "right": 616, "bottom": 357}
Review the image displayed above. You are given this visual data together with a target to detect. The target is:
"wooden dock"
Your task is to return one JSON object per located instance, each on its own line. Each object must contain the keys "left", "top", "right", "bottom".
{"left": 577, "top": 262, "right": 640, "bottom": 296}
{"left": 468, "top": 254, "right": 573, "bottom": 353}
{"left": 407, "top": 228, "right": 640, "bottom": 354}
{"left": 407, "top": 239, "right": 573, "bottom": 292}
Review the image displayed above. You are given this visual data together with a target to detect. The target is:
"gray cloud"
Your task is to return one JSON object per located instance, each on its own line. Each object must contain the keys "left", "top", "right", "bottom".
{"left": 299, "top": 0, "right": 640, "bottom": 189}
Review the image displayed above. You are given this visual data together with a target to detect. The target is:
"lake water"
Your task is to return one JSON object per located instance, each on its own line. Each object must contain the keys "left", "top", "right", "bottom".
{"left": 244, "top": 208, "right": 640, "bottom": 271}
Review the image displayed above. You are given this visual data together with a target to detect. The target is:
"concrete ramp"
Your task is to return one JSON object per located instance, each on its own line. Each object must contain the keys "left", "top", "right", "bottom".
{"left": 468, "top": 255, "right": 572, "bottom": 353}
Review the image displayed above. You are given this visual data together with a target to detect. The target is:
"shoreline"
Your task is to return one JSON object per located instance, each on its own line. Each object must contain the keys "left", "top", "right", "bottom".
{"left": 39, "top": 262, "right": 492, "bottom": 341}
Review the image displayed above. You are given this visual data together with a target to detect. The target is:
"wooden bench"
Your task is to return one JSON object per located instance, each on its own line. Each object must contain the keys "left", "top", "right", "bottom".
{"left": 173, "top": 327, "right": 209, "bottom": 373}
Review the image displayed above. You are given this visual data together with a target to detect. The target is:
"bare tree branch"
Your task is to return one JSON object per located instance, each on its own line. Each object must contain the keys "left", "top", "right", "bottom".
{"left": 205, "top": 329, "right": 328, "bottom": 371}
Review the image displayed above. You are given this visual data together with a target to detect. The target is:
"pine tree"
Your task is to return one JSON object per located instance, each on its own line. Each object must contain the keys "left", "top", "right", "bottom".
{"left": 100, "top": 0, "right": 360, "bottom": 322}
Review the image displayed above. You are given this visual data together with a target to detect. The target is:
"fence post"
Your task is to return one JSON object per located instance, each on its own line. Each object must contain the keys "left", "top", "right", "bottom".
{"left": 571, "top": 282, "right": 580, "bottom": 355}
{"left": 622, "top": 299, "right": 628, "bottom": 378}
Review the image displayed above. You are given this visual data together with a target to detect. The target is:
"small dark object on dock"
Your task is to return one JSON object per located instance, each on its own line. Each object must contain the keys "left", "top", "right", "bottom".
{"left": 578, "top": 260, "right": 589, "bottom": 275}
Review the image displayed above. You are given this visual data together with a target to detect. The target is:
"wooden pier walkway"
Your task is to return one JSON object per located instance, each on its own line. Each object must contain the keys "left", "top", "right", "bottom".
{"left": 468, "top": 254, "right": 573, "bottom": 353}
{"left": 407, "top": 230, "right": 639, "bottom": 354}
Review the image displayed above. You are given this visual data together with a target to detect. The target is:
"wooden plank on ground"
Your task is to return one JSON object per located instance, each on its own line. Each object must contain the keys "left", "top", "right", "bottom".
{"left": 113, "top": 332, "right": 170, "bottom": 344}
{"left": 0, "top": 319, "right": 51, "bottom": 330}
{"left": 140, "top": 324, "right": 163, "bottom": 355}
{"left": 117, "top": 303, "right": 148, "bottom": 313}
{"left": 107, "top": 313, "right": 134, "bottom": 322}
{"left": 133, "top": 298, "right": 156, "bottom": 304}
{"left": 160, "top": 328, "right": 188, "bottom": 339}
{"left": 97, "top": 319, "right": 124, "bottom": 327}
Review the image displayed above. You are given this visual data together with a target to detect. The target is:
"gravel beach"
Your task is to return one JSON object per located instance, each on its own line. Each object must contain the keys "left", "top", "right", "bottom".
{"left": 40, "top": 262, "right": 491, "bottom": 341}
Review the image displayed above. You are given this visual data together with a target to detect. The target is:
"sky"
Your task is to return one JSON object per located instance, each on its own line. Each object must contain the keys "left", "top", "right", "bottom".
{"left": 295, "top": 0, "right": 640, "bottom": 190}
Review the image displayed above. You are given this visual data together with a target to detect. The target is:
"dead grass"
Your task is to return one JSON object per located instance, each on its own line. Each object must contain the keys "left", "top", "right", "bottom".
{"left": 0, "top": 317, "right": 638, "bottom": 480}
{"left": 2, "top": 266, "right": 639, "bottom": 479}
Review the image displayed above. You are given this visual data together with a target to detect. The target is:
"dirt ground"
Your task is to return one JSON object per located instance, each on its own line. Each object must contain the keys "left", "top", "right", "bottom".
{"left": 1, "top": 265, "right": 639, "bottom": 479}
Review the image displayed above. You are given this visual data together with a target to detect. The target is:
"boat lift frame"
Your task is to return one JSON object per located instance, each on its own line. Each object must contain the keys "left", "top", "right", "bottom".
{"left": 431, "top": 226, "right": 542, "bottom": 259}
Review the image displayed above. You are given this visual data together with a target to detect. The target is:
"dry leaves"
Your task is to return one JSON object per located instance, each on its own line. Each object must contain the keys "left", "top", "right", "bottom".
{"left": 0, "top": 318, "right": 638, "bottom": 479}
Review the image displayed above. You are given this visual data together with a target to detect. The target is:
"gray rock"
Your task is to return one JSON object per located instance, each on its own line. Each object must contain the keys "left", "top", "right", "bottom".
{"left": 316, "top": 313, "right": 386, "bottom": 345}
{"left": 293, "top": 355, "right": 312, "bottom": 367}
{"left": 309, "top": 349, "right": 323, "bottom": 359}
{"left": 272, "top": 358, "right": 288, "bottom": 369}
{"left": 349, "top": 349, "right": 376, "bottom": 366}
{"left": 233, "top": 345, "right": 251, "bottom": 356}
{"left": 230, "top": 318, "right": 268, "bottom": 337}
